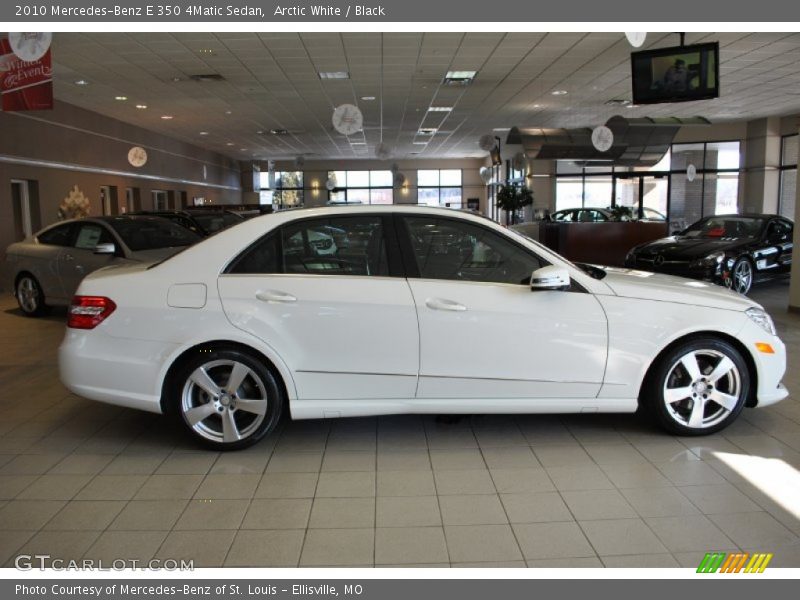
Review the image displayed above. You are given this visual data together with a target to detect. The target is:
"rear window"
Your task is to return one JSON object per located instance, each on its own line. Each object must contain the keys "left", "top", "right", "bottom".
{"left": 107, "top": 218, "right": 201, "bottom": 251}
{"left": 37, "top": 223, "right": 74, "bottom": 246}
{"left": 191, "top": 212, "right": 243, "bottom": 234}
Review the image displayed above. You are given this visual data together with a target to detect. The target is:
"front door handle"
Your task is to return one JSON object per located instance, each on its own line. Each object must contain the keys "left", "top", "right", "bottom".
{"left": 425, "top": 297, "right": 467, "bottom": 312}
{"left": 63, "top": 253, "right": 74, "bottom": 262}
{"left": 256, "top": 290, "right": 297, "bottom": 304}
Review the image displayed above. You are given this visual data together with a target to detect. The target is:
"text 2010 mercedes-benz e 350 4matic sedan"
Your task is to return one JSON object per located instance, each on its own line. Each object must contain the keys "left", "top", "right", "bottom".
{"left": 58, "top": 206, "right": 788, "bottom": 449}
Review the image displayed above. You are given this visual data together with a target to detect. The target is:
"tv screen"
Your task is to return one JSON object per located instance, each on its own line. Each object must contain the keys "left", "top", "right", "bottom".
{"left": 630, "top": 42, "right": 719, "bottom": 105}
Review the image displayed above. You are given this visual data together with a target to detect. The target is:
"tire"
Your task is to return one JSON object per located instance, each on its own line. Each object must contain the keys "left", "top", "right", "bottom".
{"left": 729, "top": 257, "right": 754, "bottom": 295}
{"left": 15, "top": 274, "right": 49, "bottom": 317}
{"left": 643, "top": 337, "right": 749, "bottom": 436}
{"left": 171, "top": 347, "right": 284, "bottom": 450}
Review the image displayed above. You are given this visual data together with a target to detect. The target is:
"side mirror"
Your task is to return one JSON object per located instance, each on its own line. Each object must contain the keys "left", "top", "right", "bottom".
{"left": 671, "top": 230, "right": 681, "bottom": 236}
{"left": 530, "top": 265, "right": 571, "bottom": 291}
{"left": 94, "top": 242, "right": 116, "bottom": 255}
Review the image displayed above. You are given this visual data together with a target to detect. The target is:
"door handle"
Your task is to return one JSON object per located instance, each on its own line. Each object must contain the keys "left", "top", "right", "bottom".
{"left": 256, "top": 290, "right": 297, "bottom": 304}
{"left": 425, "top": 298, "right": 467, "bottom": 312}
{"left": 63, "top": 254, "right": 74, "bottom": 262}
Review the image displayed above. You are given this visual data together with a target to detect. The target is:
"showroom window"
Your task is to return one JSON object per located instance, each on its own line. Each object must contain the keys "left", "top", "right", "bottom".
{"left": 327, "top": 170, "right": 393, "bottom": 204}
{"left": 554, "top": 141, "right": 741, "bottom": 230}
{"left": 403, "top": 216, "right": 543, "bottom": 285}
{"left": 779, "top": 134, "right": 797, "bottom": 220}
{"left": 669, "top": 141, "right": 741, "bottom": 231}
{"left": 417, "top": 169, "right": 463, "bottom": 208}
{"left": 228, "top": 216, "right": 389, "bottom": 277}
{"left": 259, "top": 171, "right": 304, "bottom": 209}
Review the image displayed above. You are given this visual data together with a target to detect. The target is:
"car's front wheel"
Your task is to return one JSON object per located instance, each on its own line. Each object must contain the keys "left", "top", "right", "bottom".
{"left": 173, "top": 347, "right": 283, "bottom": 450}
{"left": 729, "top": 257, "right": 754, "bottom": 295}
{"left": 15, "top": 274, "right": 49, "bottom": 317}
{"left": 644, "top": 337, "right": 749, "bottom": 435}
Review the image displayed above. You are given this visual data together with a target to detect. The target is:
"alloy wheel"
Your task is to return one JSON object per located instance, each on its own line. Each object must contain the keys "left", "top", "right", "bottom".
{"left": 732, "top": 260, "right": 753, "bottom": 294}
{"left": 17, "top": 277, "right": 40, "bottom": 313}
{"left": 180, "top": 359, "right": 269, "bottom": 443}
{"left": 662, "top": 348, "right": 742, "bottom": 430}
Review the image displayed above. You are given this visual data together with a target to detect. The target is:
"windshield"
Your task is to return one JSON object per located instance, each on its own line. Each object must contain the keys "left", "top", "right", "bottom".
{"left": 191, "top": 212, "right": 243, "bottom": 234}
{"left": 682, "top": 216, "right": 764, "bottom": 239}
{"left": 108, "top": 218, "right": 201, "bottom": 251}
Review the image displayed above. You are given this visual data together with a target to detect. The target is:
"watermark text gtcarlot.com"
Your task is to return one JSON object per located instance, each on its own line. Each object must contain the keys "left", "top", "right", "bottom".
{"left": 14, "top": 555, "right": 194, "bottom": 571}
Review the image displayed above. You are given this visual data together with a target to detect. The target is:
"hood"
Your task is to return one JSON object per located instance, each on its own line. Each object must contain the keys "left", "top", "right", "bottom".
{"left": 598, "top": 266, "right": 757, "bottom": 311}
{"left": 633, "top": 235, "right": 754, "bottom": 259}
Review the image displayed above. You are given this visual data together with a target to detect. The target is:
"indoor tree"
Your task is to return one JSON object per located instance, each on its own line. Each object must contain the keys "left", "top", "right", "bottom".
{"left": 495, "top": 184, "right": 533, "bottom": 225}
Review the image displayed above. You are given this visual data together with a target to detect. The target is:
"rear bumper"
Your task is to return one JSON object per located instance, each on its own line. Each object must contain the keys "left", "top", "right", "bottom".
{"left": 58, "top": 327, "right": 178, "bottom": 414}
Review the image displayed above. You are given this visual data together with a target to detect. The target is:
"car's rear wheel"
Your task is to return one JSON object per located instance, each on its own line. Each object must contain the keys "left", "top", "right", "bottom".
{"left": 644, "top": 337, "right": 749, "bottom": 435}
{"left": 173, "top": 348, "right": 283, "bottom": 450}
{"left": 730, "top": 258, "right": 754, "bottom": 295}
{"left": 15, "top": 274, "right": 49, "bottom": 317}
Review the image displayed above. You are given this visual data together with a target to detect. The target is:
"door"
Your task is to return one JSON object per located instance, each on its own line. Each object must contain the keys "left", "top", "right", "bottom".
{"left": 218, "top": 215, "right": 419, "bottom": 401}
{"left": 11, "top": 180, "right": 32, "bottom": 240}
{"left": 59, "top": 222, "right": 120, "bottom": 297}
{"left": 400, "top": 215, "right": 608, "bottom": 399}
{"left": 758, "top": 218, "right": 793, "bottom": 274}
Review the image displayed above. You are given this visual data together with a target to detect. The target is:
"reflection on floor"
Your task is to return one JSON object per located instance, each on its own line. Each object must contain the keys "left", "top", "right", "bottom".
{"left": 0, "top": 280, "right": 799, "bottom": 568}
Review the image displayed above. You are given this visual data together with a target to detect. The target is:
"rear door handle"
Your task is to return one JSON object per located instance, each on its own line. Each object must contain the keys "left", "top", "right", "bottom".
{"left": 256, "top": 290, "right": 297, "bottom": 303}
{"left": 425, "top": 297, "right": 467, "bottom": 312}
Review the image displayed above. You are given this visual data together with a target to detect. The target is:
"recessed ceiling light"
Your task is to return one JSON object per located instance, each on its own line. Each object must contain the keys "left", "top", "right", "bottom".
{"left": 225, "top": 110, "right": 232, "bottom": 115}
{"left": 74, "top": 79, "right": 89, "bottom": 86}
{"left": 198, "top": 49, "right": 215, "bottom": 55}
{"left": 270, "top": 128, "right": 289, "bottom": 136}
{"left": 171, "top": 77, "right": 182, "bottom": 82}
{"left": 226, "top": 142, "right": 234, "bottom": 146}
{"left": 360, "top": 96, "right": 376, "bottom": 101}
{"left": 443, "top": 70, "right": 477, "bottom": 85}
{"left": 428, "top": 106, "right": 452, "bottom": 112}
{"left": 318, "top": 71, "right": 350, "bottom": 80}
{"left": 160, "top": 115, "right": 174, "bottom": 120}
{"left": 418, "top": 128, "right": 438, "bottom": 135}
{"left": 532, "top": 104, "right": 542, "bottom": 109}
{"left": 240, "top": 148, "right": 247, "bottom": 151}
{"left": 135, "top": 104, "right": 147, "bottom": 110}
{"left": 256, "top": 130, "right": 264, "bottom": 135}
{"left": 412, "top": 141, "right": 429, "bottom": 145}
{"left": 199, "top": 131, "right": 209, "bottom": 136}
{"left": 551, "top": 90, "right": 568, "bottom": 96}
{"left": 350, "top": 141, "right": 367, "bottom": 145}
{"left": 115, "top": 96, "right": 127, "bottom": 101}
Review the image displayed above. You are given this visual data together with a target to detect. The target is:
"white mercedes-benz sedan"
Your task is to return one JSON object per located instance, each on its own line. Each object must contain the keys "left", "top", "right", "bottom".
{"left": 58, "top": 205, "right": 789, "bottom": 449}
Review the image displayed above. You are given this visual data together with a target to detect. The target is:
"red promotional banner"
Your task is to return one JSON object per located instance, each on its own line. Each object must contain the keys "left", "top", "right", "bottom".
{"left": 0, "top": 37, "right": 53, "bottom": 111}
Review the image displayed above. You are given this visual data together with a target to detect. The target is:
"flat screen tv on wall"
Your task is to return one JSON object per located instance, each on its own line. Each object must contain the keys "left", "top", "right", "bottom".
{"left": 630, "top": 42, "right": 719, "bottom": 105}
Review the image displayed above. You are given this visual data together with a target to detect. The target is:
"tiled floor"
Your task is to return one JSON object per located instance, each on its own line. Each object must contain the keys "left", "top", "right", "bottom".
{"left": 1, "top": 281, "right": 800, "bottom": 568}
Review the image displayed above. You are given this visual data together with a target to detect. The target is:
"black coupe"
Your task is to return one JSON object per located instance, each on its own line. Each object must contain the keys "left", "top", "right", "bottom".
{"left": 624, "top": 214, "right": 793, "bottom": 294}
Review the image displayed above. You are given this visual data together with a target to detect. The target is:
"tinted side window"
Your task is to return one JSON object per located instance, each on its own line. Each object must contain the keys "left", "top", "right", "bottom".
{"left": 37, "top": 223, "right": 74, "bottom": 246}
{"left": 282, "top": 216, "right": 388, "bottom": 276}
{"left": 228, "top": 232, "right": 279, "bottom": 274}
{"left": 74, "top": 224, "right": 114, "bottom": 250}
{"left": 403, "top": 217, "right": 543, "bottom": 285}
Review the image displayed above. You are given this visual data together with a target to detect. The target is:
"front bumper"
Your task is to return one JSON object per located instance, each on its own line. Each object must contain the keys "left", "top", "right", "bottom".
{"left": 736, "top": 317, "right": 789, "bottom": 409}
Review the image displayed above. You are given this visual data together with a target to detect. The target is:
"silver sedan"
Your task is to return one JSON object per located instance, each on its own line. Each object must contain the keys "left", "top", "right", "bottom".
{"left": 4, "top": 215, "right": 201, "bottom": 316}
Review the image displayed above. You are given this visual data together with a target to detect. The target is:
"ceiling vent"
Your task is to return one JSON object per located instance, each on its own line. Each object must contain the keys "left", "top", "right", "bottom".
{"left": 189, "top": 73, "right": 225, "bottom": 82}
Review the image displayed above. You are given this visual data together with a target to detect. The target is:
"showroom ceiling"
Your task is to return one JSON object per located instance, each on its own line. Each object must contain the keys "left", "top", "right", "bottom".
{"left": 49, "top": 32, "right": 800, "bottom": 161}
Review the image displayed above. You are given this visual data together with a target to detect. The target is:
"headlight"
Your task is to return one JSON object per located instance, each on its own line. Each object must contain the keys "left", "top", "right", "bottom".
{"left": 746, "top": 307, "right": 777, "bottom": 336}
{"left": 702, "top": 251, "right": 725, "bottom": 265}
{"left": 625, "top": 249, "right": 637, "bottom": 263}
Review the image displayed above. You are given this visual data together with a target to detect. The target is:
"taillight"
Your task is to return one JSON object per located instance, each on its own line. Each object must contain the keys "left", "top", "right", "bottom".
{"left": 68, "top": 296, "right": 117, "bottom": 329}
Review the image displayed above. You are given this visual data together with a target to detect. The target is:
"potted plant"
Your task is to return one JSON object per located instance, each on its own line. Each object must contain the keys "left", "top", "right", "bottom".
{"left": 495, "top": 184, "right": 533, "bottom": 225}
